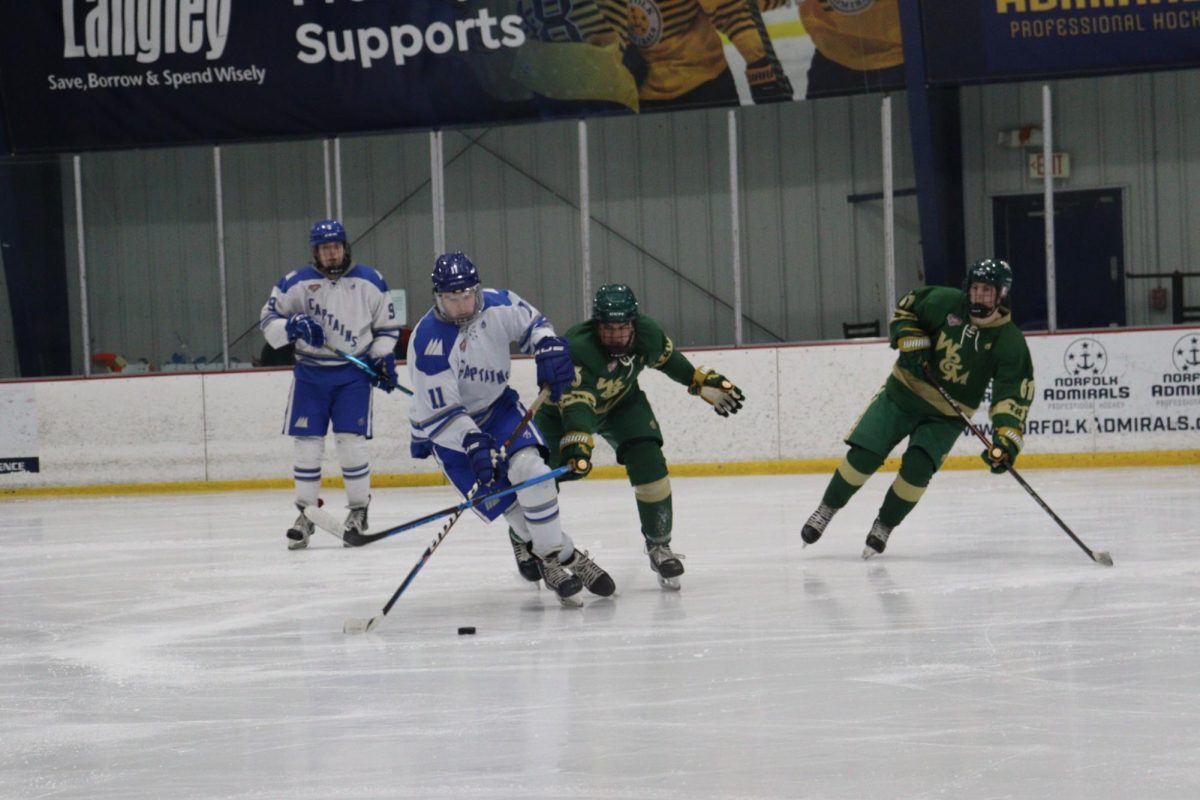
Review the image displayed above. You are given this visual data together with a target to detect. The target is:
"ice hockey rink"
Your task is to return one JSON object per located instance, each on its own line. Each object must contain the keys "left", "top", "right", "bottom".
{"left": 3, "top": 466, "right": 1198, "bottom": 799}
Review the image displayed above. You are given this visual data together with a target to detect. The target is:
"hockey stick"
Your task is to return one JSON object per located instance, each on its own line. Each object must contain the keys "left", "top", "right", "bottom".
{"left": 922, "top": 364, "right": 1113, "bottom": 567}
{"left": 305, "top": 465, "right": 569, "bottom": 546}
{"left": 321, "top": 345, "right": 414, "bottom": 396}
{"left": 344, "top": 387, "right": 553, "bottom": 634}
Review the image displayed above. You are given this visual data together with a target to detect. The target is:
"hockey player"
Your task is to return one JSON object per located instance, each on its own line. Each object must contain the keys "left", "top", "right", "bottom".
{"left": 800, "top": 259, "right": 1035, "bottom": 558}
{"left": 513, "top": 283, "right": 745, "bottom": 589}
{"left": 633, "top": 0, "right": 793, "bottom": 110}
{"left": 260, "top": 220, "right": 402, "bottom": 550}
{"left": 406, "top": 252, "right": 615, "bottom": 607}
{"left": 792, "top": 0, "right": 904, "bottom": 99}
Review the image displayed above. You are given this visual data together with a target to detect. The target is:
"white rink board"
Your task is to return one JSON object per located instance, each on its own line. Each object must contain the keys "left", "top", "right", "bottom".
{"left": 2, "top": 328, "right": 1198, "bottom": 488}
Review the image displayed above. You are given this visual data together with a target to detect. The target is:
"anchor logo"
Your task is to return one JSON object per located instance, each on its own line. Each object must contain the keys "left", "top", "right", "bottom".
{"left": 1063, "top": 338, "right": 1107, "bottom": 376}
{"left": 1172, "top": 333, "right": 1200, "bottom": 373}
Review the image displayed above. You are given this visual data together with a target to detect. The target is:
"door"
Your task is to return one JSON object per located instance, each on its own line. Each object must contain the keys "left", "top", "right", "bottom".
{"left": 992, "top": 189, "right": 1125, "bottom": 330}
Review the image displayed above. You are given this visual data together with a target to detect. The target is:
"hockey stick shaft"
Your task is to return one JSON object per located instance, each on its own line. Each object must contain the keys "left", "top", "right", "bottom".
{"left": 322, "top": 345, "right": 414, "bottom": 396}
{"left": 314, "top": 465, "right": 570, "bottom": 545}
{"left": 349, "top": 387, "right": 553, "bottom": 632}
{"left": 921, "top": 364, "right": 1112, "bottom": 566}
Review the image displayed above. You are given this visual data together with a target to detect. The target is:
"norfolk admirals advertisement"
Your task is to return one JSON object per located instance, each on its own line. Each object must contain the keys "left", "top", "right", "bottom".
{"left": 0, "top": 1, "right": 534, "bottom": 152}
{"left": 965, "top": 329, "right": 1200, "bottom": 456}
{"left": 920, "top": 0, "right": 1200, "bottom": 85}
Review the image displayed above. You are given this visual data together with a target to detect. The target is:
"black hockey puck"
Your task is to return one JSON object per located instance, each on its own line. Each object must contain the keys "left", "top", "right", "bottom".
{"left": 457, "top": 626, "right": 476, "bottom": 635}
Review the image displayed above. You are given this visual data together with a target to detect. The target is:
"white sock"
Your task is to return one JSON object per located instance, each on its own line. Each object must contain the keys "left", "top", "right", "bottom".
{"left": 293, "top": 436, "right": 324, "bottom": 508}
{"left": 335, "top": 432, "right": 371, "bottom": 508}
{"left": 507, "top": 448, "right": 573, "bottom": 560}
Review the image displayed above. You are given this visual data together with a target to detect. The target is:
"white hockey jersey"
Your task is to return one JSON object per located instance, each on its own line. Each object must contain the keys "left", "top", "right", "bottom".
{"left": 260, "top": 264, "right": 400, "bottom": 368}
{"left": 407, "top": 288, "right": 556, "bottom": 453}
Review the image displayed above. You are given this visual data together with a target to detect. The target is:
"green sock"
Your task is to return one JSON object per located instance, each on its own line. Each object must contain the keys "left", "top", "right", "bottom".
{"left": 878, "top": 488, "right": 917, "bottom": 528}
{"left": 822, "top": 447, "right": 883, "bottom": 509}
{"left": 637, "top": 497, "right": 672, "bottom": 545}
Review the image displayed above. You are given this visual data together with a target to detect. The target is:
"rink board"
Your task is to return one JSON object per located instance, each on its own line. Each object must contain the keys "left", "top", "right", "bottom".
{"left": 2, "top": 327, "right": 1198, "bottom": 491}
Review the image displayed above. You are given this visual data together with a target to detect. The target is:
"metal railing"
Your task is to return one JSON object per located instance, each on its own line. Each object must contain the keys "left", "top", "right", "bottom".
{"left": 1126, "top": 271, "right": 1200, "bottom": 324}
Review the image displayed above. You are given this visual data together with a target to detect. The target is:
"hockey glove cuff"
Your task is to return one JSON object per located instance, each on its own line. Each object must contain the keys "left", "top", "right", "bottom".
{"left": 981, "top": 427, "right": 1023, "bottom": 473}
{"left": 689, "top": 368, "right": 745, "bottom": 417}
{"left": 560, "top": 432, "right": 594, "bottom": 481}
{"left": 895, "top": 332, "right": 931, "bottom": 377}
{"left": 534, "top": 336, "right": 575, "bottom": 403}
{"left": 746, "top": 58, "right": 793, "bottom": 104}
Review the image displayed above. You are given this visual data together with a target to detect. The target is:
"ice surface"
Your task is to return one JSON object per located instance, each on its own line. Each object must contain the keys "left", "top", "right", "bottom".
{"left": 2, "top": 467, "right": 1198, "bottom": 799}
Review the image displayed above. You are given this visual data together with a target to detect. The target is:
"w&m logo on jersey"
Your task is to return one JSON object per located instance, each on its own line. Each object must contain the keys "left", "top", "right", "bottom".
{"left": 596, "top": 376, "right": 627, "bottom": 401}
{"left": 935, "top": 331, "right": 969, "bottom": 385}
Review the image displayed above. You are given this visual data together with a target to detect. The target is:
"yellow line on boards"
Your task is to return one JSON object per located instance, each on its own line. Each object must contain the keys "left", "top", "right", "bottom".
{"left": 2, "top": 450, "right": 1196, "bottom": 499}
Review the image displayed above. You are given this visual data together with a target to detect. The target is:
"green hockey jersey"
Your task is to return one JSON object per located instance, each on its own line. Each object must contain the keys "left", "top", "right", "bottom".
{"left": 556, "top": 314, "right": 696, "bottom": 433}
{"left": 888, "top": 286, "right": 1035, "bottom": 449}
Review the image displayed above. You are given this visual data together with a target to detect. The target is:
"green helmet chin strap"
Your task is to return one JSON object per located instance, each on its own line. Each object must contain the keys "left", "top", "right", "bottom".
{"left": 964, "top": 258, "right": 1013, "bottom": 317}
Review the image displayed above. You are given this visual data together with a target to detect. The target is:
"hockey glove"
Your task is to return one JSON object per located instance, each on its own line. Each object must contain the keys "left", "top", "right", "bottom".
{"left": 895, "top": 331, "right": 931, "bottom": 378}
{"left": 689, "top": 368, "right": 744, "bottom": 417}
{"left": 410, "top": 436, "right": 434, "bottom": 460}
{"left": 746, "top": 58, "right": 793, "bottom": 104}
{"left": 464, "top": 430, "right": 506, "bottom": 487}
{"left": 534, "top": 336, "right": 575, "bottom": 403}
{"left": 368, "top": 353, "right": 399, "bottom": 393}
{"left": 559, "top": 432, "right": 594, "bottom": 482}
{"left": 285, "top": 313, "right": 326, "bottom": 348}
{"left": 980, "top": 427, "right": 1023, "bottom": 474}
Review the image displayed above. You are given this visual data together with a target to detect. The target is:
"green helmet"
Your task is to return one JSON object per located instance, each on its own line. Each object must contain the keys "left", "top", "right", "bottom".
{"left": 964, "top": 258, "right": 1013, "bottom": 315}
{"left": 593, "top": 283, "right": 638, "bottom": 323}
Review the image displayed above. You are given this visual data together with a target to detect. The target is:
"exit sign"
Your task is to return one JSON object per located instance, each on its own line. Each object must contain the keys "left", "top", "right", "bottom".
{"left": 1028, "top": 152, "right": 1071, "bottom": 180}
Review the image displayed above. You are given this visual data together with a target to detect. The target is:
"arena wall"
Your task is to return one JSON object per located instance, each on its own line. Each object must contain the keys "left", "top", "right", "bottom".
{"left": 2, "top": 328, "right": 1198, "bottom": 494}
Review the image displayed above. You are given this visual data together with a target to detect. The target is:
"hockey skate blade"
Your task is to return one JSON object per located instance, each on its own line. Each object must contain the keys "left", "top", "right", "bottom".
{"left": 557, "top": 594, "right": 584, "bottom": 608}
{"left": 1094, "top": 551, "right": 1114, "bottom": 567}
{"left": 343, "top": 617, "right": 378, "bottom": 635}
{"left": 861, "top": 547, "right": 879, "bottom": 560}
{"left": 656, "top": 574, "right": 681, "bottom": 591}
{"left": 304, "top": 505, "right": 346, "bottom": 540}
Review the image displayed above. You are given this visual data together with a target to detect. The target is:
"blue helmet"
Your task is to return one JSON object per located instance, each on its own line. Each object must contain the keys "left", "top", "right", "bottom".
{"left": 309, "top": 219, "right": 351, "bottom": 278}
{"left": 310, "top": 219, "right": 347, "bottom": 247}
{"left": 432, "top": 251, "right": 483, "bottom": 324}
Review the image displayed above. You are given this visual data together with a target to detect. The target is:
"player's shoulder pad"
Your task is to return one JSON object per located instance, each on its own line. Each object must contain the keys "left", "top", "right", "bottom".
{"left": 277, "top": 265, "right": 323, "bottom": 292}
{"left": 411, "top": 309, "right": 459, "bottom": 375}
{"left": 346, "top": 264, "right": 388, "bottom": 293}
{"left": 633, "top": 314, "right": 667, "bottom": 351}
{"left": 482, "top": 288, "right": 513, "bottom": 309}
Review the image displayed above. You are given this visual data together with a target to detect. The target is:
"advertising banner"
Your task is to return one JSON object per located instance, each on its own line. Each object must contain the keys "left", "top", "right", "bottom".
{"left": 965, "top": 328, "right": 1200, "bottom": 454}
{"left": 922, "top": 0, "right": 1200, "bottom": 86}
{"left": 0, "top": 384, "right": 39, "bottom": 474}
{"left": 0, "top": 1, "right": 905, "bottom": 154}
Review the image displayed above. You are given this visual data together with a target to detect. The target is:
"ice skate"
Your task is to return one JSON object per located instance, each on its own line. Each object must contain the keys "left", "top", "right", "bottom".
{"left": 286, "top": 505, "right": 314, "bottom": 550}
{"left": 538, "top": 549, "right": 584, "bottom": 607}
{"left": 647, "top": 542, "right": 685, "bottom": 590}
{"left": 342, "top": 503, "right": 369, "bottom": 547}
{"left": 862, "top": 517, "right": 893, "bottom": 559}
{"left": 801, "top": 503, "right": 836, "bottom": 546}
{"left": 562, "top": 549, "right": 616, "bottom": 597}
{"left": 509, "top": 530, "right": 542, "bottom": 584}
